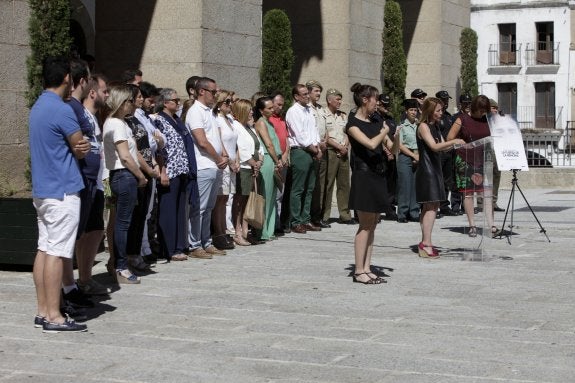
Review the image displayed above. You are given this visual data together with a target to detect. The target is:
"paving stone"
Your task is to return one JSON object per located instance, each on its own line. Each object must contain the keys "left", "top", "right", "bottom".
{"left": 0, "top": 188, "right": 573, "bottom": 382}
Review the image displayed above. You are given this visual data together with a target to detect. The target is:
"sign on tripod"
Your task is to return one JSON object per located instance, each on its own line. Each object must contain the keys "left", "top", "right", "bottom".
{"left": 488, "top": 114, "right": 529, "bottom": 171}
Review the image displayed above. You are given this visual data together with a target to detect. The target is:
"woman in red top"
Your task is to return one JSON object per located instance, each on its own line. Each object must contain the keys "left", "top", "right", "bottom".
{"left": 447, "top": 95, "right": 496, "bottom": 237}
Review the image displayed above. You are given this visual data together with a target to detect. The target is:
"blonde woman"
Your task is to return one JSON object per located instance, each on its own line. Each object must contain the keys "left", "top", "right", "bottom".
{"left": 231, "top": 99, "right": 263, "bottom": 245}
{"left": 212, "top": 90, "right": 240, "bottom": 249}
{"left": 103, "top": 85, "right": 147, "bottom": 284}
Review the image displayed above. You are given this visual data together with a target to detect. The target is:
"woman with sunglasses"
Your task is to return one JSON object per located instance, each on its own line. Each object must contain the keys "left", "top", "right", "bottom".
{"left": 211, "top": 90, "right": 240, "bottom": 250}
{"left": 103, "top": 85, "right": 148, "bottom": 284}
{"left": 154, "top": 88, "right": 197, "bottom": 262}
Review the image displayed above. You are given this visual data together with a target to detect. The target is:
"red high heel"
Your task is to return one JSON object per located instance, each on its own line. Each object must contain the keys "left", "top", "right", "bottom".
{"left": 418, "top": 242, "right": 440, "bottom": 258}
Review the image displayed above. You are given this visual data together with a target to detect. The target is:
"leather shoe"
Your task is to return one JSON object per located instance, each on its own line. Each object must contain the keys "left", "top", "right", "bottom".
{"left": 291, "top": 224, "right": 307, "bottom": 234}
{"left": 397, "top": 217, "right": 408, "bottom": 223}
{"left": 338, "top": 218, "right": 357, "bottom": 225}
{"left": 304, "top": 223, "right": 321, "bottom": 231}
{"left": 384, "top": 212, "right": 398, "bottom": 221}
{"left": 494, "top": 205, "right": 505, "bottom": 212}
{"left": 408, "top": 216, "right": 420, "bottom": 222}
{"left": 317, "top": 220, "right": 331, "bottom": 228}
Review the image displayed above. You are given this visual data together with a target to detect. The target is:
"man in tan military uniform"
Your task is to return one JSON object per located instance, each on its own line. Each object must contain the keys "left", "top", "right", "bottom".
{"left": 322, "top": 88, "right": 353, "bottom": 224}
{"left": 306, "top": 80, "right": 331, "bottom": 228}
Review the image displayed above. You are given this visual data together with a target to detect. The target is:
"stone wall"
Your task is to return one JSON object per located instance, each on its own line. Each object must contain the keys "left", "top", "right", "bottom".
{"left": 96, "top": 0, "right": 262, "bottom": 99}
{"left": 0, "top": 0, "right": 30, "bottom": 195}
{"left": 262, "top": 0, "right": 384, "bottom": 112}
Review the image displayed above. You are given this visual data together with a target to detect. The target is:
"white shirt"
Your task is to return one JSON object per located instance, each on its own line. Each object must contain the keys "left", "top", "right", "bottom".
{"left": 103, "top": 117, "right": 139, "bottom": 171}
{"left": 235, "top": 120, "right": 263, "bottom": 169}
{"left": 185, "top": 100, "right": 222, "bottom": 170}
{"left": 286, "top": 102, "right": 320, "bottom": 148}
{"left": 217, "top": 114, "right": 239, "bottom": 161}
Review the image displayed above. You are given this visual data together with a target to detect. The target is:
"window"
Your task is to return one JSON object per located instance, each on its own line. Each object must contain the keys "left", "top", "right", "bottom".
{"left": 497, "top": 83, "right": 517, "bottom": 120}
{"left": 536, "top": 22, "right": 554, "bottom": 64}
{"left": 535, "top": 82, "right": 555, "bottom": 129}
{"left": 498, "top": 24, "right": 516, "bottom": 65}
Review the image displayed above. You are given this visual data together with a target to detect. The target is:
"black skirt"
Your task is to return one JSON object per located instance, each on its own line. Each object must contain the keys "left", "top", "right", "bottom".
{"left": 349, "top": 168, "right": 389, "bottom": 213}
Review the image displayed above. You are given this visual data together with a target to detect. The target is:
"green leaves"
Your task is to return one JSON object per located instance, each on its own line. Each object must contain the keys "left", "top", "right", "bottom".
{"left": 460, "top": 28, "right": 478, "bottom": 97}
{"left": 260, "top": 9, "right": 294, "bottom": 108}
{"left": 26, "top": 0, "right": 72, "bottom": 107}
{"left": 382, "top": 0, "right": 407, "bottom": 120}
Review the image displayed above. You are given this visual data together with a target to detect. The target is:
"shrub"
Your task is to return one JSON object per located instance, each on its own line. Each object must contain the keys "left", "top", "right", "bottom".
{"left": 381, "top": 0, "right": 407, "bottom": 120}
{"left": 26, "top": 0, "right": 72, "bottom": 107}
{"left": 260, "top": 9, "right": 294, "bottom": 108}
{"left": 460, "top": 28, "right": 478, "bottom": 97}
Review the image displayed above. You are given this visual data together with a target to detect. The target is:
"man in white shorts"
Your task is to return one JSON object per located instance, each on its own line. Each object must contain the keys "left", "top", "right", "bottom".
{"left": 29, "top": 56, "right": 90, "bottom": 333}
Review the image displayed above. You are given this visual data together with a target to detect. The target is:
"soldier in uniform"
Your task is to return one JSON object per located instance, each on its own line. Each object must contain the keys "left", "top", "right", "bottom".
{"left": 322, "top": 88, "right": 354, "bottom": 224}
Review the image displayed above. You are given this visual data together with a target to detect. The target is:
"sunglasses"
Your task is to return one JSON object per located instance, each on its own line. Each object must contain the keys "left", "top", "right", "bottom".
{"left": 168, "top": 98, "right": 181, "bottom": 104}
{"left": 223, "top": 99, "right": 232, "bottom": 105}
{"left": 203, "top": 88, "right": 218, "bottom": 96}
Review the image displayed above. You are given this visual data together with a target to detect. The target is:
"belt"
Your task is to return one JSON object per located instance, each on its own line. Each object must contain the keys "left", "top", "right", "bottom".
{"left": 290, "top": 146, "right": 302, "bottom": 150}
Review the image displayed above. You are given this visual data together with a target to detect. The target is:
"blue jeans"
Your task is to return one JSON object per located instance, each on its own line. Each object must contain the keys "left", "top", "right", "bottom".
{"left": 110, "top": 169, "right": 138, "bottom": 270}
{"left": 188, "top": 168, "right": 222, "bottom": 249}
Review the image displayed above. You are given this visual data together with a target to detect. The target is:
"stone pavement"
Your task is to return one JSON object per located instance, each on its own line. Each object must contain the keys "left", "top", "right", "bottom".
{"left": 0, "top": 187, "right": 574, "bottom": 383}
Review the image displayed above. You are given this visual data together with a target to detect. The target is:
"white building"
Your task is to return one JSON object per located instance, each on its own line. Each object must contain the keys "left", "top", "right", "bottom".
{"left": 471, "top": 0, "right": 575, "bottom": 157}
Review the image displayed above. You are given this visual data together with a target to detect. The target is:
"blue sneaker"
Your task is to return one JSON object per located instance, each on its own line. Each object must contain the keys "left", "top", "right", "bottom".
{"left": 42, "top": 316, "right": 87, "bottom": 333}
{"left": 34, "top": 315, "right": 45, "bottom": 328}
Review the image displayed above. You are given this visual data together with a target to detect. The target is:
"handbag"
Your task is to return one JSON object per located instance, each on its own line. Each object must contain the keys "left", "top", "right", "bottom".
{"left": 244, "top": 179, "right": 265, "bottom": 229}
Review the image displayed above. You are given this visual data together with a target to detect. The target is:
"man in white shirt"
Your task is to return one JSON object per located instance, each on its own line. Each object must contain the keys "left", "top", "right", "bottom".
{"left": 285, "top": 84, "right": 322, "bottom": 234}
{"left": 185, "top": 77, "right": 228, "bottom": 258}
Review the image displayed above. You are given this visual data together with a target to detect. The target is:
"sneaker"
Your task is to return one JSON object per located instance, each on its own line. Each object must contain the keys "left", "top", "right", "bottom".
{"left": 63, "top": 287, "right": 94, "bottom": 308}
{"left": 204, "top": 245, "right": 226, "bottom": 256}
{"left": 42, "top": 316, "right": 87, "bottom": 333}
{"left": 34, "top": 315, "right": 46, "bottom": 328}
{"left": 188, "top": 248, "right": 213, "bottom": 259}
{"left": 61, "top": 303, "right": 88, "bottom": 322}
{"left": 77, "top": 279, "right": 111, "bottom": 296}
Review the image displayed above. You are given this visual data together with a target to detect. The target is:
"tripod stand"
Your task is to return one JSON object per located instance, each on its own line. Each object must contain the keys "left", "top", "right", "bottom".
{"left": 497, "top": 169, "right": 550, "bottom": 243}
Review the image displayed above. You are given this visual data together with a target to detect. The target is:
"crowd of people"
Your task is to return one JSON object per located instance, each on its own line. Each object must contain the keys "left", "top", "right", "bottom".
{"left": 29, "top": 55, "right": 503, "bottom": 332}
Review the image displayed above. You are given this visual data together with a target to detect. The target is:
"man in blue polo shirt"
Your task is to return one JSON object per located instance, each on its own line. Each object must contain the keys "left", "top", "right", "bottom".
{"left": 29, "top": 56, "right": 90, "bottom": 333}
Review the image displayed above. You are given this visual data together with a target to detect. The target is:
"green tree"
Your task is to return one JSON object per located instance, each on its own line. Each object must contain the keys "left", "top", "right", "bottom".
{"left": 460, "top": 27, "right": 478, "bottom": 97}
{"left": 381, "top": 0, "right": 407, "bottom": 120}
{"left": 26, "top": 0, "right": 72, "bottom": 107}
{"left": 260, "top": 9, "right": 294, "bottom": 106}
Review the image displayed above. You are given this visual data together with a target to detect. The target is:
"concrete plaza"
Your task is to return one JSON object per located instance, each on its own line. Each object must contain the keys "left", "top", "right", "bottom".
{"left": 0, "top": 186, "right": 574, "bottom": 382}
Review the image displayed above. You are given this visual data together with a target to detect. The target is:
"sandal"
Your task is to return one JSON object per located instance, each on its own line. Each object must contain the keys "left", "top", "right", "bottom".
{"left": 353, "top": 273, "right": 379, "bottom": 285}
{"left": 366, "top": 272, "right": 387, "bottom": 284}
{"left": 418, "top": 242, "right": 440, "bottom": 258}
{"left": 468, "top": 226, "right": 477, "bottom": 237}
{"left": 233, "top": 235, "right": 251, "bottom": 246}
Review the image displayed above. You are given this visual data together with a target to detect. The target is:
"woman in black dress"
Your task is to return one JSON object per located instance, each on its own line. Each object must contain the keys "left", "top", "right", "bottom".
{"left": 416, "top": 98, "right": 465, "bottom": 258}
{"left": 346, "top": 83, "right": 393, "bottom": 284}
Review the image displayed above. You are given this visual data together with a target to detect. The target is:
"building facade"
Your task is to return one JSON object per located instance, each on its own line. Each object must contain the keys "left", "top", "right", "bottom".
{"left": 471, "top": 0, "right": 574, "bottom": 139}
{"left": 1, "top": 0, "right": 477, "bottom": 193}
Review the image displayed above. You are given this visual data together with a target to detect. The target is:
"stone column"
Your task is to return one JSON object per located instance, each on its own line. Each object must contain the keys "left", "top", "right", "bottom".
{"left": 401, "top": 0, "right": 470, "bottom": 103}
{"left": 0, "top": 0, "right": 30, "bottom": 193}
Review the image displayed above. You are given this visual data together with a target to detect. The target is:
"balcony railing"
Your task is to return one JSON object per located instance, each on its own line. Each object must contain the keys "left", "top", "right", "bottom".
{"left": 525, "top": 41, "right": 559, "bottom": 65}
{"left": 522, "top": 124, "right": 573, "bottom": 167}
{"left": 488, "top": 43, "right": 522, "bottom": 67}
{"left": 515, "top": 106, "right": 562, "bottom": 130}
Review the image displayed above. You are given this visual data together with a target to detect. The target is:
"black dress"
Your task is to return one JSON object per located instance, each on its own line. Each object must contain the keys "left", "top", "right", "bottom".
{"left": 415, "top": 122, "right": 446, "bottom": 203}
{"left": 347, "top": 115, "right": 389, "bottom": 213}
